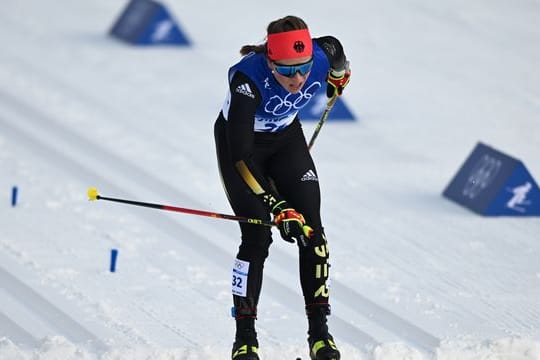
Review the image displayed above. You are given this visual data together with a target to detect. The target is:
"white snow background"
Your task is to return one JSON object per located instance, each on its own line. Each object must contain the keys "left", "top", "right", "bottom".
{"left": 1, "top": 0, "right": 540, "bottom": 359}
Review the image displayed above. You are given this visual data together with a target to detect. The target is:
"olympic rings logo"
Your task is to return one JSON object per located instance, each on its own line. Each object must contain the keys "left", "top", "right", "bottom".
{"left": 264, "top": 82, "right": 322, "bottom": 116}
{"left": 462, "top": 154, "right": 502, "bottom": 199}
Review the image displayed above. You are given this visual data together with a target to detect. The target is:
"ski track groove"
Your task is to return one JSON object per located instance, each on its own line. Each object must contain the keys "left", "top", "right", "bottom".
{"left": 132, "top": 299, "right": 199, "bottom": 347}
{"left": 0, "top": 241, "right": 154, "bottom": 349}
{"left": 0, "top": 311, "right": 40, "bottom": 348}
{"left": 0, "top": 265, "right": 106, "bottom": 351}
{"left": 0, "top": 89, "right": 441, "bottom": 354}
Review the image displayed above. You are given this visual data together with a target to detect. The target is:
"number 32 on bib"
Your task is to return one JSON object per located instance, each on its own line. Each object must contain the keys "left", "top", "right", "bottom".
{"left": 232, "top": 258, "right": 250, "bottom": 297}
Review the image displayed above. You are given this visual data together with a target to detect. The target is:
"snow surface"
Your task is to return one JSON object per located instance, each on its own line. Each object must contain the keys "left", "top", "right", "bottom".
{"left": 1, "top": 0, "right": 540, "bottom": 359}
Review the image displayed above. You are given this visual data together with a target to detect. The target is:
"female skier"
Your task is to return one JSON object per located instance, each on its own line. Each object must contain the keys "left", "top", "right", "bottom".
{"left": 214, "top": 15, "right": 350, "bottom": 360}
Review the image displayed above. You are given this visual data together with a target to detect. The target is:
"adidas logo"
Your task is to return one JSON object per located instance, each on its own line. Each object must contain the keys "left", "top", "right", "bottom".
{"left": 301, "top": 169, "right": 318, "bottom": 182}
{"left": 235, "top": 83, "right": 255, "bottom": 98}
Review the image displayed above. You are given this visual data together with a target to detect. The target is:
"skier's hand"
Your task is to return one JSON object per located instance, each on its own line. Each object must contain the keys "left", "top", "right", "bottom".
{"left": 272, "top": 201, "right": 313, "bottom": 246}
{"left": 326, "top": 60, "right": 351, "bottom": 98}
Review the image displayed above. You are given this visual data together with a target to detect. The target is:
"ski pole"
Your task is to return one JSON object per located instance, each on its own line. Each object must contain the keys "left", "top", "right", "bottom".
{"left": 87, "top": 187, "right": 275, "bottom": 227}
{"left": 307, "top": 94, "right": 338, "bottom": 151}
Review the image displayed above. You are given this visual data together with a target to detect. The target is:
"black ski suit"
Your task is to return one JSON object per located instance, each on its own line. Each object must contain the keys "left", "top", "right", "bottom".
{"left": 214, "top": 36, "right": 347, "bottom": 319}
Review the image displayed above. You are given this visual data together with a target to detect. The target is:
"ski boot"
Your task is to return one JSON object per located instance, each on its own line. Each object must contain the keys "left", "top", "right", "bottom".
{"left": 308, "top": 333, "right": 340, "bottom": 360}
{"left": 231, "top": 317, "right": 259, "bottom": 360}
{"left": 307, "top": 305, "right": 340, "bottom": 360}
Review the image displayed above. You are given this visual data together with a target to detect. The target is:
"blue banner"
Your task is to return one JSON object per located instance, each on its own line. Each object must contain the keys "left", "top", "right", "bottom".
{"left": 298, "top": 92, "right": 355, "bottom": 121}
{"left": 110, "top": 0, "right": 190, "bottom": 46}
{"left": 443, "top": 142, "right": 540, "bottom": 216}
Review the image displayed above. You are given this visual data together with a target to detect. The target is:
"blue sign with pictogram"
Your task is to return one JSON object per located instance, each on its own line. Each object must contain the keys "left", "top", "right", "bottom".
{"left": 109, "top": 0, "right": 191, "bottom": 46}
{"left": 443, "top": 142, "right": 540, "bottom": 216}
{"left": 298, "top": 92, "right": 355, "bottom": 121}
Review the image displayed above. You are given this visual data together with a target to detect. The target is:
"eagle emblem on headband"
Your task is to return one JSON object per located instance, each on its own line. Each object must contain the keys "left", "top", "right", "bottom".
{"left": 293, "top": 41, "right": 305, "bottom": 53}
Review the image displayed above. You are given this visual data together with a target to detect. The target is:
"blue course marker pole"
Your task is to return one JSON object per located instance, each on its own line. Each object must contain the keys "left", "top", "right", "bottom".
{"left": 110, "top": 249, "right": 119, "bottom": 272}
{"left": 11, "top": 186, "right": 18, "bottom": 207}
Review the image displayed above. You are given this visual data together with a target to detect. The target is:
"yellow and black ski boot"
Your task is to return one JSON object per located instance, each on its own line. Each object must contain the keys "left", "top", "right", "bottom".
{"left": 231, "top": 318, "right": 259, "bottom": 360}
{"left": 308, "top": 333, "right": 340, "bottom": 360}
{"left": 307, "top": 305, "right": 340, "bottom": 360}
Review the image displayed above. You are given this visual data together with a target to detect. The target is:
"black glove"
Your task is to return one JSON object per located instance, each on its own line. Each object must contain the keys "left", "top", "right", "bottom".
{"left": 326, "top": 60, "right": 351, "bottom": 98}
{"left": 272, "top": 200, "right": 313, "bottom": 246}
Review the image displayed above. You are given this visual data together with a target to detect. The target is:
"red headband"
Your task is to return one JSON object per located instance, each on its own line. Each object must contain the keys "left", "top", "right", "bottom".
{"left": 267, "top": 29, "right": 313, "bottom": 61}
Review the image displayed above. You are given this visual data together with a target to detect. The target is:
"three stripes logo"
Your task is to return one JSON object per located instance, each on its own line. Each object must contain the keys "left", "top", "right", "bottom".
{"left": 301, "top": 169, "right": 318, "bottom": 182}
{"left": 235, "top": 83, "right": 255, "bottom": 99}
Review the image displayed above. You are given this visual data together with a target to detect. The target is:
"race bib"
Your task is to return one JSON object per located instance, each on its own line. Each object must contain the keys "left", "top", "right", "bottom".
{"left": 232, "top": 258, "right": 250, "bottom": 297}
